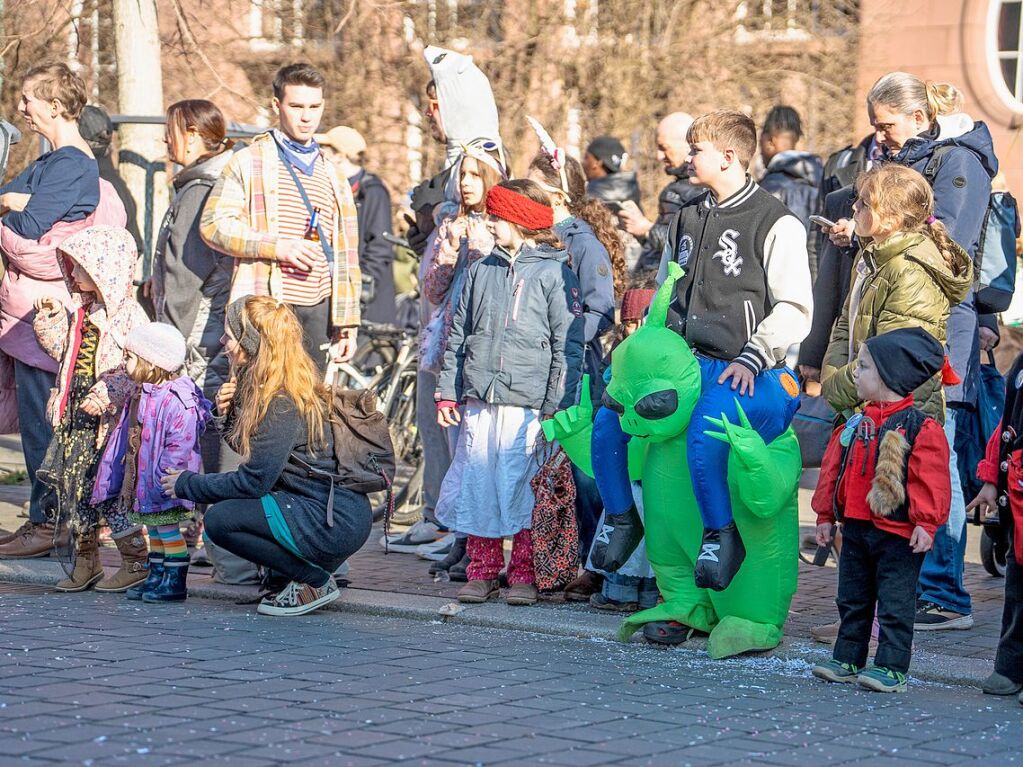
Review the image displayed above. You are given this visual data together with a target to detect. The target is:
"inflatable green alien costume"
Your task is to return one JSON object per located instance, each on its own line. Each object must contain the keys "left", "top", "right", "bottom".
{"left": 543, "top": 263, "right": 801, "bottom": 658}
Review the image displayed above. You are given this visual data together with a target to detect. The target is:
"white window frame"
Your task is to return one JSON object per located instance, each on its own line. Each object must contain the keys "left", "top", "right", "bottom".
{"left": 987, "top": 0, "right": 1023, "bottom": 114}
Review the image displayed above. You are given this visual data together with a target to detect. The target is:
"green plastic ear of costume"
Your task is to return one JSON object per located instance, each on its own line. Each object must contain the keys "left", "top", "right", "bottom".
{"left": 604, "top": 262, "right": 701, "bottom": 443}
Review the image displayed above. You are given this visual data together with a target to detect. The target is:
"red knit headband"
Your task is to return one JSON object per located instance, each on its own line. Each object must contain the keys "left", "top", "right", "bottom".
{"left": 485, "top": 185, "right": 554, "bottom": 230}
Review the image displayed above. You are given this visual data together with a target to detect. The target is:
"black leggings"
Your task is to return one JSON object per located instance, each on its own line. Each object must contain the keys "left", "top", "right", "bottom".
{"left": 203, "top": 499, "right": 329, "bottom": 588}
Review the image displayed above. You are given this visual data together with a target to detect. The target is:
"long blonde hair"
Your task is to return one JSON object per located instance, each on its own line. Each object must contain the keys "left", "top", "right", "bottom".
{"left": 867, "top": 72, "right": 964, "bottom": 125}
{"left": 229, "top": 297, "right": 328, "bottom": 460}
{"left": 855, "top": 164, "right": 965, "bottom": 274}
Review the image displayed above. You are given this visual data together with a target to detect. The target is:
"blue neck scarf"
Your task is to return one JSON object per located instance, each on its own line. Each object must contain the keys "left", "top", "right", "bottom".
{"left": 273, "top": 129, "right": 320, "bottom": 176}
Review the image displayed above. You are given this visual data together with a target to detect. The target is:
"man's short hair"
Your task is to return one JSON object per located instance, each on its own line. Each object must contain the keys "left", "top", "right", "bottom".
{"left": 23, "top": 63, "right": 87, "bottom": 121}
{"left": 272, "top": 63, "right": 326, "bottom": 101}
{"left": 687, "top": 110, "right": 757, "bottom": 169}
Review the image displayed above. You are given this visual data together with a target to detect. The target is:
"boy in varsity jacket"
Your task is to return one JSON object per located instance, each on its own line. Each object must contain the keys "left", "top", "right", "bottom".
{"left": 811, "top": 328, "right": 950, "bottom": 692}
{"left": 616, "top": 110, "right": 811, "bottom": 591}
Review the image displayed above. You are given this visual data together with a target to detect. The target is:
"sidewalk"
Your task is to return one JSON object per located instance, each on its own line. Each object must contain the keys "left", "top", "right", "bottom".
{"left": 0, "top": 437, "right": 1007, "bottom": 689}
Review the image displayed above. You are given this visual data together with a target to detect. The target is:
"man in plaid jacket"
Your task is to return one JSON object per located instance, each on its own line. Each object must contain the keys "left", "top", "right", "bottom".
{"left": 201, "top": 63, "right": 361, "bottom": 367}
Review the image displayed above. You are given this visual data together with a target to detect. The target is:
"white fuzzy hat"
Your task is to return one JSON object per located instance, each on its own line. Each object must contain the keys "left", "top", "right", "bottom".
{"left": 125, "top": 322, "right": 186, "bottom": 373}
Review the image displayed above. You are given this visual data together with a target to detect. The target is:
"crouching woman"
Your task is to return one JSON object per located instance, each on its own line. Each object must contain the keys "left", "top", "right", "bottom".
{"left": 161, "top": 296, "right": 372, "bottom": 616}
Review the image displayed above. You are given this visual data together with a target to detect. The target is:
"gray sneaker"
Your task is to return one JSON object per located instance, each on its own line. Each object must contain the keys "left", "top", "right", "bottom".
{"left": 257, "top": 577, "right": 340, "bottom": 617}
{"left": 380, "top": 519, "right": 444, "bottom": 552}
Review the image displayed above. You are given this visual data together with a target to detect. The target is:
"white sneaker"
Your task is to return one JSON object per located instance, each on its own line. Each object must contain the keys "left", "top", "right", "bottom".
{"left": 379, "top": 519, "right": 443, "bottom": 552}
{"left": 416, "top": 534, "right": 455, "bottom": 561}
{"left": 257, "top": 578, "right": 340, "bottom": 617}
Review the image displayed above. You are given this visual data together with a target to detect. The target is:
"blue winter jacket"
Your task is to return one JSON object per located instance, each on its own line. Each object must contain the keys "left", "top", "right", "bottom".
{"left": 894, "top": 118, "right": 997, "bottom": 406}
{"left": 554, "top": 217, "right": 615, "bottom": 397}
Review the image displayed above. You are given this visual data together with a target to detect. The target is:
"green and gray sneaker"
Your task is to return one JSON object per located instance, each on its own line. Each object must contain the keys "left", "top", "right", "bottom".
{"left": 811, "top": 659, "right": 860, "bottom": 683}
{"left": 857, "top": 665, "right": 907, "bottom": 693}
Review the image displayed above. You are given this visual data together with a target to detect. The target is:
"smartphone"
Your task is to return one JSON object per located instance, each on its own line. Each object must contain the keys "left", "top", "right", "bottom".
{"left": 810, "top": 214, "right": 837, "bottom": 229}
{"left": 605, "top": 200, "right": 625, "bottom": 213}
{"left": 812, "top": 524, "right": 838, "bottom": 566}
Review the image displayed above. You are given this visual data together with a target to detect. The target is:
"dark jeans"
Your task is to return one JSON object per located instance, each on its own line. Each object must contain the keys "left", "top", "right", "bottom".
{"left": 14, "top": 360, "right": 56, "bottom": 524}
{"left": 291, "top": 298, "right": 330, "bottom": 374}
{"left": 203, "top": 498, "right": 329, "bottom": 588}
{"left": 573, "top": 465, "right": 603, "bottom": 560}
{"left": 834, "top": 519, "right": 926, "bottom": 674}
{"left": 995, "top": 528, "right": 1023, "bottom": 683}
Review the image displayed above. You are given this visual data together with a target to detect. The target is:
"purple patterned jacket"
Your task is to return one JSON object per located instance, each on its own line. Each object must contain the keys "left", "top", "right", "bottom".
{"left": 91, "top": 376, "right": 212, "bottom": 513}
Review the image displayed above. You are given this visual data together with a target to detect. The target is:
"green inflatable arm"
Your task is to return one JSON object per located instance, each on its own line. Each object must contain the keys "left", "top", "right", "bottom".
{"left": 704, "top": 401, "right": 802, "bottom": 518}
{"left": 542, "top": 373, "right": 596, "bottom": 476}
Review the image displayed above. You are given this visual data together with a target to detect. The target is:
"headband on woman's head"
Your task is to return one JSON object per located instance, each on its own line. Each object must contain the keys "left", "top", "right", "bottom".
{"left": 486, "top": 185, "right": 554, "bottom": 230}
{"left": 526, "top": 116, "right": 570, "bottom": 202}
{"left": 444, "top": 140, "right": 508, "bottom": 207}
{"left": 225, "top": 297, "right": 262, "bottom": 357}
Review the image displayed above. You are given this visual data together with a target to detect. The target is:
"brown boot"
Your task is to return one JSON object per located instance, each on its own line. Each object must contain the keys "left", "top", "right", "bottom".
{"left": 0, "top": 522, "right": 65, "bottom": 559}
{"left": 0, "top": 521, "right": 34, "bottom": 546}
{"left": 505, "top": 582, "right": 538, "bottom": 606}
{"left": 95, "top": 532, "right": 149, "bottom": 592}
{"left": 564, "top": 570, "right": 603, "bottom": 602}
{"left": 55, "top": 528, "right": 104, "bottom": 592}
{"left": 457, "top": 579, "right": 499, "bottom": 604}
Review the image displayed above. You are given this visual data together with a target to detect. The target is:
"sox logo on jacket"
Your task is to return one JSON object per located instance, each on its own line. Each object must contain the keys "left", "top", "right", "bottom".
{"left": 713, "top": 229, "right": 742, "bottom": 276}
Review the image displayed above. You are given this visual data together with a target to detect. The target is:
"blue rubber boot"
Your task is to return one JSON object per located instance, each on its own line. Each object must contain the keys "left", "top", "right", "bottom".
{"left": 142, "top": 561, "right": 188, "bottom": 603}
{"left": 126, "top": 554, "right": 164, "bottom": 601}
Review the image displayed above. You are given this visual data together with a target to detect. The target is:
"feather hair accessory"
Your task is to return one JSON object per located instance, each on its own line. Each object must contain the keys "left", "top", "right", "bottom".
{"left": 526, "top": 115, "right": 570, "bottom": 200}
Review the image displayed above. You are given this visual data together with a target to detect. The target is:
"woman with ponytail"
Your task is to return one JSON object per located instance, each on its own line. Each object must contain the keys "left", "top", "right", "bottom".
{"left": 162, "top": 296, "right": 372, "bottom": 617}
{"left": 822, "top": 72, "right": 999, "bottom": 632}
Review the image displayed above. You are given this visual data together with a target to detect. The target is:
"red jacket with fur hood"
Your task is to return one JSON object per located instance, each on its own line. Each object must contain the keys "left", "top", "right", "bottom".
{"left": 812, "top": 396, "right": 951, "bottom": 538}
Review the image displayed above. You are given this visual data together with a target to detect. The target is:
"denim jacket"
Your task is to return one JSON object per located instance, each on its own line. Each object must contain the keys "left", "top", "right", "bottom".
{"left": 91, "top": 376, "right": 212, "bottom": 513}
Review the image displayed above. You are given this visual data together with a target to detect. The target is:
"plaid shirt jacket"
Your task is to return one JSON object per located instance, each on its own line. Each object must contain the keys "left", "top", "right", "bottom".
{"left": 200, "top": 132, "right": 361, "bottom": 329}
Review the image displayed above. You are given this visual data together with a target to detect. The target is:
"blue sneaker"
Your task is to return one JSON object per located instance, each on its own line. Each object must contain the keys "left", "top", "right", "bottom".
{"left": 857, "top": 665, "right": 907, "bottom": 693}
{"left": 812, "top": 659, "right": 860, "bottom": 683}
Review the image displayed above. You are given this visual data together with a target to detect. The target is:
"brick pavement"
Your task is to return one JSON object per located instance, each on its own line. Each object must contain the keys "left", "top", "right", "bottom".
{"left": 0, "top": 588, "right": 1020, "bottom": 766}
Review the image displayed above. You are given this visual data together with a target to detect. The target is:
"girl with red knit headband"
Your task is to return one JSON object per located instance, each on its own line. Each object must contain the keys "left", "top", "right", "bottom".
{"left": 435, "top": 179, "right": 585, "bottom": 606}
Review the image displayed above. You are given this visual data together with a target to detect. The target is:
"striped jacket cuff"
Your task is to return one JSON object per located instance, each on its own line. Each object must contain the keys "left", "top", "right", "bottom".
{"left": 734, "top": 347, "right": 766, "bottom": 376}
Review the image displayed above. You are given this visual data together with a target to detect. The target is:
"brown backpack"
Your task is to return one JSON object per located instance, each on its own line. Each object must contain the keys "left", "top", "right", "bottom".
{"left": 289, "top": 387, "right": 396, "bottom": 526}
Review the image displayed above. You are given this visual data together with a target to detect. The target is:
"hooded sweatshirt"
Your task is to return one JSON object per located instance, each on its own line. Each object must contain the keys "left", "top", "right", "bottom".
{"left": 821, "top": 230, "right": 973, "bottom": 422}
{"left": 33, "top": 225, "right": 147, "bottom": 442}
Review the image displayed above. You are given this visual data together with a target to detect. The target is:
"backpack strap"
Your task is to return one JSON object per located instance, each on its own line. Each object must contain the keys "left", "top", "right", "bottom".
{"left": 922, "top": 144, "right": 956, "bottom": 188}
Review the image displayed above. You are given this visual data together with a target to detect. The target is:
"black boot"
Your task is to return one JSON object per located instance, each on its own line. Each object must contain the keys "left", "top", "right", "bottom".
{"left": 693, "top": 522, "right": 746, "bottom": 592}
{"left": 142, "top": 561, "right": 188, "bottom": 603}
{"left": 590, "top": 505, "right": 644, "bottom": 573}
{"left": 429, "top": 536, "right": 467, "bottom": 576}
{"left": 447, "top": 553, "right": 470, "bottom": 583}
{"left": 126, "top": 553, "right": 164, "bottom": 601}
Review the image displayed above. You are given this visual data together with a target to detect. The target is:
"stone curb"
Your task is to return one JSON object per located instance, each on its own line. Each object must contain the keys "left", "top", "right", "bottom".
{"left": 0, "top": 558, "right": 992, "bottom": 689}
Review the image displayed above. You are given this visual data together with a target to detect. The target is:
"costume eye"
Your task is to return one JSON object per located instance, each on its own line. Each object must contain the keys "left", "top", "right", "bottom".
{"left": 601, "top": 390, "right": 625, "bottom": 415}
{"left": 633, "top": 389, "right": 678, "bottom": 420}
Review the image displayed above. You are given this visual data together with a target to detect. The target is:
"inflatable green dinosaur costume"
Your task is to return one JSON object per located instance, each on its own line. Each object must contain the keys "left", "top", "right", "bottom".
{"left": 543, "top": 263, "right": 801, "bottom": 658}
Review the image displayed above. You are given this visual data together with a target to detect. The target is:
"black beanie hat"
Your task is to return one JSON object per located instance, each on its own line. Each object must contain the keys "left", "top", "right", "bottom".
{"left": 863, "top": 327, "right": 945, "bottom": 396}
{"left": 586, "top": 135, "right": 627, "bottom": 173}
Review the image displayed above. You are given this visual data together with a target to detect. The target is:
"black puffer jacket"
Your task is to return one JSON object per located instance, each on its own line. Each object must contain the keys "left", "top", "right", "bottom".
{"left": 759, "top": 150, "right": 823, "bottom": 229}
{"left": 586, "top": 171, "right": 643, "bottom": 209}
{"left": 635, "top": 167, "right": 702, "bottom": 271}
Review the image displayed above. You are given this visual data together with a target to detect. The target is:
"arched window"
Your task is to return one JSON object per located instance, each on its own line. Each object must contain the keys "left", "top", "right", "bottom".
{"left": 991, "top": 0, "right": 1023, "bottom": 108}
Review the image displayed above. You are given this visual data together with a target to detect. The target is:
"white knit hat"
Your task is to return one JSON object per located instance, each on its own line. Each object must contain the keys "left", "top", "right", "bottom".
{"left": 125, "top": 322, "right": 186, "bottom": 373}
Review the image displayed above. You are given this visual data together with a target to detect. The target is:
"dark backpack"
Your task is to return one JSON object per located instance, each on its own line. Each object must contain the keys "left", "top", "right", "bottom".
{"left": 289, "top": 387, "right": 396, "bottom": 526}
{"left": 923, "top": 146, "right": 1019, "bottom": 314}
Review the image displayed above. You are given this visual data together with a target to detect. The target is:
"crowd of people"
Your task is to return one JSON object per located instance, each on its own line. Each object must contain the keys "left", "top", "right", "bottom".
{"left": 0, "top": 48, "right": 1019, "bottom": 704}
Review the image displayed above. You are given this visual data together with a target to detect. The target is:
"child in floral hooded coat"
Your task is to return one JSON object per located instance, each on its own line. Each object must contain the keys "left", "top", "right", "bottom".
{"left": 34, "top": 225, "right": 150, "bottom": 593}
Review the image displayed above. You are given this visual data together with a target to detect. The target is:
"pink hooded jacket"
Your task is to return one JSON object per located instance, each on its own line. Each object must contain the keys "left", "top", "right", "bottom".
{"left": 32, "top": 225, "right": 147, "bottom": 445}
{"left": 0, "top": 180, "right": 127, "bottom": 434}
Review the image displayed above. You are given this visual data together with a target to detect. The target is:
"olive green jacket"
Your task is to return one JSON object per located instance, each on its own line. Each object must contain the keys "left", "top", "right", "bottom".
{"left": 821, "top": 230, "right": 972, "bottom": 423}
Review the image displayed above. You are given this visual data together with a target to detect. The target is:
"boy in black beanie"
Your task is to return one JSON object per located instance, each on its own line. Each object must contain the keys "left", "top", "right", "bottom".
{"left": 811, "top": 327, "right": 952, "bottom": 692}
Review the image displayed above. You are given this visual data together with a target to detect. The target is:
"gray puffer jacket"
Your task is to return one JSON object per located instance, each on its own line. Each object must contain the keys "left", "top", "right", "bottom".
{"left": 438, "top": 243, "right": 585, "bottom": 414}
{"left": 153, "top": 149, "right": 236, "bottom": 393}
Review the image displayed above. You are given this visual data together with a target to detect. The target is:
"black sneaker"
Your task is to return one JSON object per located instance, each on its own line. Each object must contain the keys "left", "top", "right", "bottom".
{"left": 914, "top": 601, "right": 974, "bottom": 631}
{"left": 428, "top": 537, "right": 467, "bottom": 576}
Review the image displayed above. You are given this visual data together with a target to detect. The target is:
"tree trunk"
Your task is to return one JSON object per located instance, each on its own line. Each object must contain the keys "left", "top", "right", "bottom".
{"left": 112, "top": 0, "right": 166, "bottom": 274}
